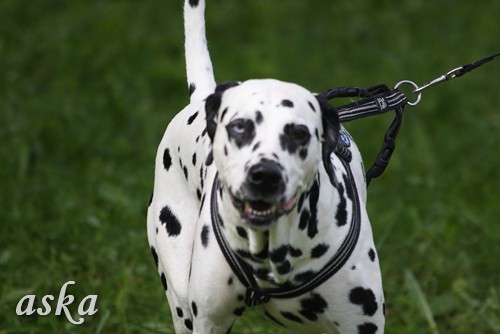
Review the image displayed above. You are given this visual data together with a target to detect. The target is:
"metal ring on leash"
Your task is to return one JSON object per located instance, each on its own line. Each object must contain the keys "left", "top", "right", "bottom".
{"left": 394, "top": 80, "right": 422, "bottom": 106}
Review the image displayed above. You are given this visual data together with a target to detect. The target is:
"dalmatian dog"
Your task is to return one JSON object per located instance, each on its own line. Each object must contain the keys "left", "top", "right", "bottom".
{"left": 147, "top": 0, "right": 385, "bottom": 333}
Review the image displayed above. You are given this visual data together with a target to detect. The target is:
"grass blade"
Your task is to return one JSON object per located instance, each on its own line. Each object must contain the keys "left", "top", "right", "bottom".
{"left": 95, "top": 308, "right": 111, "bottom": 334}
{"left": 405, "top": 269, "right": 439, "bottom": 334}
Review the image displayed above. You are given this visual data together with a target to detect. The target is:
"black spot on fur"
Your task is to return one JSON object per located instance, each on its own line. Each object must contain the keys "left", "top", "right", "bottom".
{"left": 205, "top": 94, "right": 221, "bottom": 142}
{"left": 227, "top": 277, "right": 233, "bottom": 285}
{"left": 206, "top": 151, "right": 213, "bottom": 166}
{"left": 289, "top": 246, "right": 303, "bottom": 257}
{"left": 163, "top": 148, "right": 172, "bottom": 170}
{"left": 188, "top": 0, "right": 199, "bottom": 8}
{"left": 277, "top": 260, "right": 291, "bottom": 275}
{"left": 191, "top": 301, "right": 198, "bottom": 317}
{"left": 368, "top": 248, "right": 376, "bottom": 262}
{"left": 196, "top": 189, "right": 202, "bottom": 200}
{"left": 160, "top": 272, "right": 168, "bottom": 290}
{"left": 236, "top": 226, "right": 248, "bottom": 239}
{"left": 299, "top": 209, "right": 310, "bottom": 230}
{"left": 176, "top": 307, "right": 183, "bottom": 318}
{"left": 281, "top": 311, "right": 303, "bottom": 323}
{"left": 184, "top": 319, "right": 193, "bottom": 330}
{"left": 297, "top": 192, "right": 306, "bottom": 212}
{"left": 335, "top": 182, "right": 348, "bottom": 227}
{"left": 352, "top": 265, "right": 356, "bottom": 270}
{"left": 252, "top": 142, "right": 261, "bottom": 152}
{"left": 187, "top": 111, "right": 199, "bottom": 125}
{"left": 343, "top": 173, "right": 354, "bottom": 200}
{"left": 349, "top": 287, "right": 378, "bottom": 316}
{"left": 183, "top": 166, "right": 188, "bottom": 180}
{"left": 255, "top": 111, "right": 263, "bottom": 124}
{"left": 192, "top": 152, "right": 197, "bottom": 166}
{"left": 188, "top": 82, "right": 196, "bottom": 95}
{"left": 280, "top": 123, "right": 311, "bottom": 156}
{"left": 233, "top": 306, "right": 245, "bottom": 316}
{"left": 150, "top": 246, "right": 159, "bottom": 267}
{"left": 159, "top": 205, "right": 182, "bottom": 237}
{"left": 201, "top": 225, "right": 209, "bottom": 247}
{"left": 358, "top": 322, "right": 378, "bottom": 334}
{"left": 236, "top": 249, "right": 263, "bottom": 263}
{"left": 264, "top": 311, "right": 286, "bottom": 328}
{"left": 299, "top": 147, "right": 308, "bottom": 160}
{"left": 281, "top": 99, "right": 294, "bottom": 108}
{"left": 308, "top": 101, "right": 316, "bottom": 112}
{"left": 299, "top": 293, "right": 328, "bottom": 321}
{"left": 311, "top": 243, "right": 329, "bottom": 258}
{"left": 224, "top": 145, "right": 228, "bottom": 156}
{"left": 294, "top": 270, "right": 316, "bottom": 283}
{"left": 270, "top": 245, "right": 288, "bottom": 263}
{"left": 254, "top": 268, "right": 270, "bottom": 280}
{"left": 253, "top": 246, "right": 269, "bottom": 260}
{"left": 220, "top": 107, "right": 228, "bottom": 122}
{"left": 383, "top": 302, "right": 386, "bottom": 316}
{"left": 307, "top": 180, "right": 320, "bottom": 238}
{"left": 199, "top": 193, "right": 206, "bottom": 214}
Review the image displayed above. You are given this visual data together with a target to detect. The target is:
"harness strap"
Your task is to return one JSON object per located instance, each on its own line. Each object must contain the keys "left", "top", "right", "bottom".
{"left": 324, "top": 85, "right": 408, "bottom": 122}
{"left": 365, "top": 107, "right": 404, "bottom": 185}
{"left": 323, "top": 85, "right": 408, "bottom": 185}
{"left": 211, "top": 154, "right": 361, "bottom": 307}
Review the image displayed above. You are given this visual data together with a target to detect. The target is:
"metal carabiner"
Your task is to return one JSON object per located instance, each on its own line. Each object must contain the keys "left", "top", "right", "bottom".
{"left": 414, "top": 66, "right": 464, "bottom": 93}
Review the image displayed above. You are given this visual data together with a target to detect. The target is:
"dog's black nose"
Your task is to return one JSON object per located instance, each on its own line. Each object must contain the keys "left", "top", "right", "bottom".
{"left": 247, "top": 160, "right": 285, "bottom": 197}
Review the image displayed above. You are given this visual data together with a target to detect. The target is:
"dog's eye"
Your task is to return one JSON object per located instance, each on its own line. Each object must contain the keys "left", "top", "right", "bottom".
{"left": 227, "top": 119, "right": 253, "bottom": 136}
{"left": 291, "top": 125, "right": 310, "bottom": 144}
{"left": 230, "top": 122, "right": 245, "bottom": 134}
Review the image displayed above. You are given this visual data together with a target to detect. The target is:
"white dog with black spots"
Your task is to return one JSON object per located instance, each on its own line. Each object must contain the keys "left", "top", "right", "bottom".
{"left": 147, "top": 1, "right": 385, "bottom": 333}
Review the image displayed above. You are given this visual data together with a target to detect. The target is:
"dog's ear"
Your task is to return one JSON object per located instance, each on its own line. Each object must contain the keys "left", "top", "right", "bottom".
{"left": 205, "top": 81, "right": 241, "bottom": 142}
{"left": 315, "top": 94, "right": 340, "bottom": 164}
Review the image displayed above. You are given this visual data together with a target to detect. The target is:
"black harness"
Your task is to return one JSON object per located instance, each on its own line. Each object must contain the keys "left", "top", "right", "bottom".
{"left": 211, "top": 139, "right": 360, "bottom": 307}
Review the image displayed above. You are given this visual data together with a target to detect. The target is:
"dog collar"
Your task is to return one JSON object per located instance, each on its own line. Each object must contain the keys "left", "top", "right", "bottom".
{"left": 210, "top": 152, "right": 361, "bottom": 307}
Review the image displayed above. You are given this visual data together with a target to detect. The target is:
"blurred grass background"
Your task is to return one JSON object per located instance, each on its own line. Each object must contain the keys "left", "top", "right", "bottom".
{"left": 0, "top": 0, "right": 499, "bottom": 333}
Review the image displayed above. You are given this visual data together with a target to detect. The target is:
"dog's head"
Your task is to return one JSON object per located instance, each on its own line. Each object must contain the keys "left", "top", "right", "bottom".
{"left": 206, "top": 79, "right": 339, "bottom": 227}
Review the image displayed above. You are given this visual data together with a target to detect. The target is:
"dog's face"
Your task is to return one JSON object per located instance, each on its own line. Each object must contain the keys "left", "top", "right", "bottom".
{"left": 206, "top": 79, "right": 339, "bottom": 227}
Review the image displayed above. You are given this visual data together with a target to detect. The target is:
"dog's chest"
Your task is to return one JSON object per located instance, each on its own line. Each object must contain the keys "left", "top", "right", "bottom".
{"left": 211, "top": 156, "right": 356, "bottom": 284}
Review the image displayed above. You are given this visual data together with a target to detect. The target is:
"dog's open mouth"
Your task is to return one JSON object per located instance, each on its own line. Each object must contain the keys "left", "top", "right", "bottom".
{"left": 230, "top": 195, "right": 297, "bottom": 225}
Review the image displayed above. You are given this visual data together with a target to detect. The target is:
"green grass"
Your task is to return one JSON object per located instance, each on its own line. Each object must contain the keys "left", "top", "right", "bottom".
{"left": 1, "top": 0, "right": 499, "bottom": 333}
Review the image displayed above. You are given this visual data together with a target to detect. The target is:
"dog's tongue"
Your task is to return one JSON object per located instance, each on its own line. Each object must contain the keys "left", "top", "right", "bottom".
{"left": 282, "top": 196, "right": 296, "bottom": 212}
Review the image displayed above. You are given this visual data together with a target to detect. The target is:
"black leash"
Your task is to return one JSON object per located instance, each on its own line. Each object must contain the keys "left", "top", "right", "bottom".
{"left": 326, "top": 51, "right": 500, "bottom": 185}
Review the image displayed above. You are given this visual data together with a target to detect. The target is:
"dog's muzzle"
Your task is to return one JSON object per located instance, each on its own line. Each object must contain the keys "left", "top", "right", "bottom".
{"left": 230, "top": 160, "right": 296, "bottom": 226}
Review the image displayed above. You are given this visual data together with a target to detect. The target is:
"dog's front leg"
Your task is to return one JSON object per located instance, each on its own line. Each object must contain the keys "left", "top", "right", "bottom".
{"left": 188, "top": 220, "right": 248, "bottom": 333}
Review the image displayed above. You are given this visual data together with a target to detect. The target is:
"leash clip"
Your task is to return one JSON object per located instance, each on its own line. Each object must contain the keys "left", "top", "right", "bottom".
{"left": 414, "top": 66, "right": 463, "bottom": 93}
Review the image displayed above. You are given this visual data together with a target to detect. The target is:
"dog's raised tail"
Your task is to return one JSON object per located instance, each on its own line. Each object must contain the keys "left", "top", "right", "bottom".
{"left": 184, "top": 0, "right": 216, "bottom": 102}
